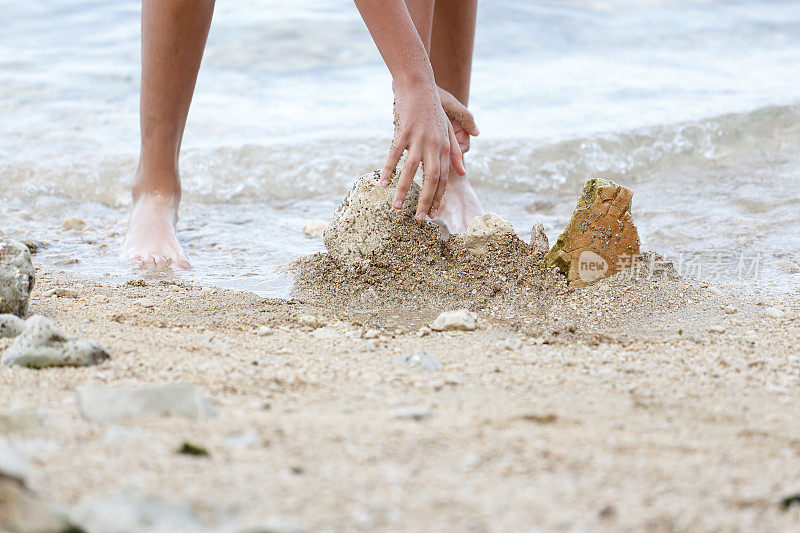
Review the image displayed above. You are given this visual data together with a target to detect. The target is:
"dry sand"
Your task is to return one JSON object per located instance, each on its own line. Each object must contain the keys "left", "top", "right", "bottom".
{"left": 2, "top": 247, "right": 800, "bottom": 531}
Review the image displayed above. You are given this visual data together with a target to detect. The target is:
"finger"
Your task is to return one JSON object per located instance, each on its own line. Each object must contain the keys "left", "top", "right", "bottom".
{"left": 380, "top": 136, "right": 405, "bottom": 187}
{"left": 430, "top": 152, "right": 450, "bottom": 217}
{"left": 416, "top": 155, "right": 441, "bottom": 221}
{"left": 449, "top": 126, "right": 466, "bottom": 176}
{"left": 393, "top": 154, "right": 420, "bottom": 211}
{"left": 457, "top": 108, "right": 480, "bottom": 137}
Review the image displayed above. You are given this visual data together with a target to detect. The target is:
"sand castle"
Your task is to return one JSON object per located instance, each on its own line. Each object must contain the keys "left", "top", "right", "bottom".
{"left": 298, "top": 171, "right": 641, "bottom": 309}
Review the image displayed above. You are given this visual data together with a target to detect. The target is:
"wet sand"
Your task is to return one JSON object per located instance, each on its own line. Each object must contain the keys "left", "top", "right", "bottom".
{"left": 2, "top": 261, "right": 800, "bottom": 531}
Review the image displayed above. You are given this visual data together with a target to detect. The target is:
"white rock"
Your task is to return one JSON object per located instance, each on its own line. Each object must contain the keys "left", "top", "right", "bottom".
{"left": 1, "top": 315, "right": 110, "bottom": 368}
{"left": 134, "top": 297, "right": 155, "bottom": 308}
{"left": 363, "top": 328, "right": 381, "bottom": 339}
{"left": 256, "top": 325, "right": 275, "bottom": 336}
{"left": 76, "top": 383, "right": 214, "bottom": 423}
{"left": 324, "top": 170, "right": 423, "bottom": 266}
{"left": 430, "top": 309, "right": 477, "bottom": 332}
{"left": 394, "top": 351, "right": 442, "bottom": 371}
{"left": 723, "top": 305, "right": 738, "bottom": 314}
{"left": 311, "top": 327, "right": 341, "bottom": 339}
{"left": 463, "top": 212, "right": 515, "bottom": 254}
{"left": 709, "top": 325, "right": 727, "bottom": 334}
{"left": 0, "top": 314, "right": 24, "bottom": 338}
{"left": 303, "top": 220, "right": 328, "bottom": 238}
{"left": 417, "top": 326, "right": 431, "bottom": 337}
{"left": 0, "top": 239, "right": 35, "bottom": 317}
{"left": 763, "top": 307, "right": 784, "bottom": 319}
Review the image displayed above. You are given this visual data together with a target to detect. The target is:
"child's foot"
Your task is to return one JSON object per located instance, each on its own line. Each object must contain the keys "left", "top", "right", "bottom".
{"left": 120, "top": 191, "right": 190, "bottom": 270}
{"left": 433, "top": 172, "right": 484, "bottom": 238}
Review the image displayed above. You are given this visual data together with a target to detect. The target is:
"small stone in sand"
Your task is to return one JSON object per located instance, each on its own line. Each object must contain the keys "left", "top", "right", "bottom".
{"left": 417, "top": 326, "right": 431, "bottom": 337}
{"left": 709, "top": 325, "right": 727, "bottom": 334}
{"left": 463, "top": 212, "right": 515, "bottom": 255}
{"left": 61, "top": 217, "right": 85, "bottom": 230}
{"left": 530, "top": 222, "right": 549, "bottom": 256}
{"left": 134, "top": 297, "right": 155, "bottom": 308}
{"left": 723, "top": 305, "right": 738, "bottom": 314}
{"left": 0, "top": 239, "right": 35, "bottom": 317}
{"left": 1, "top": 315, "right": 110, "bottom": 369}
{"left": 430, "top": 309, "right": 477, "bottom": 332}
{"left": 363, "top": 328, "right": 381, "bottom": 339}
{"left": 763, "top": 307, "right": 783, "bottom": 319}
{"left": 392, "top": 406, "right": 432, "bottom": 421}
{"left": 298, "top": 314, "right": 323, "bottom": 329}
{"left": 257, "top": 325, "right": 275, "bottom": 336}
{"left": 76, "top": 383, "right": 214, "bottom": 423}
{"left": 394, "top": 351, "right": 443, "bottom": 371}
{"left": 54, "top": 287, "right": 79, "bottom": 298}
{"left": 0, "top": 314, "right": 24, "bottom": 338}
{"left": 303, "top": 220, "right": 328, "bottom": 238}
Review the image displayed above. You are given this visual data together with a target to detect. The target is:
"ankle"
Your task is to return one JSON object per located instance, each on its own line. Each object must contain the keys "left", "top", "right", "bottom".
{"left": 132, "top": 165, "right": 181, "bottom": 201}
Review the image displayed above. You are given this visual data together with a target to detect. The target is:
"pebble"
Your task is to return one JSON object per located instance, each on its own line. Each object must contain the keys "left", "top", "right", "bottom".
{"left": 763, "top": 307, "right": 784, "bottom": 319}
{"left": 1, "top": 315, "right": 110, "bottom": 369}
{"left": 54, "top": 287, "right": 79, "bottom": 298}
{"left": 312, "top": 327, "right": 341, "bottom": 339}
{"left": 303, "top": 220, "right": 328, "bottom": 238}
{"left": 430, "top": 309, "right": 477, "bottom": 332}
{"left": 363, "top": 328, "right": 381, "bottom": 339}
{"left": 298, "top": 314, "right": 323, "bottom": 329}
{"left": 76, "top": 383, "right": 215, "bottom": 422}
{"left": 61, "top": 217, "right": 86, "bottom": 230}
{"left": 417, "top": 326, "right": 431, "bottom": 337}
{"left": 709, "top": 325, "right": 727, "bottom": 334}
{"left": 134, "top": 298, "right": 155, "bottom": 308}
{"left": 394, "top": 351, "right": 442, "bottom": 371}
{"left": 392, "top": 406, "right": 432, "bottom": 421}
{"left": 257, "top": 325, "right": 275, "bottom": 336}
{"left": 0, "top": 314, "right": 24, "bottom": 338}
{"left": 723, "top": 305, "right": 738, "bottom": 314}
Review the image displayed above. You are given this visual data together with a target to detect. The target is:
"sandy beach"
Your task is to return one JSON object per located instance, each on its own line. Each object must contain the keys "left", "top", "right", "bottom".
{"left": 2, "top": 252, "right": 799, "bottom": 531}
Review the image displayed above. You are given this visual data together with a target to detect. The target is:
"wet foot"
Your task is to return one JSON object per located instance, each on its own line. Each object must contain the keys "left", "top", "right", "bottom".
{"left": 433, "top": 173, "right": 484, "bottom": 238}
{"left": 120, "top": 192, "right": 190, "bottom": 270}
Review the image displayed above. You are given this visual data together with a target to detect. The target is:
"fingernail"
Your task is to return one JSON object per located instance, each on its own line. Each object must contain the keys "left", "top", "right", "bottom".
{"left": 393, "top": 200, "right": 402, "bottom": 209}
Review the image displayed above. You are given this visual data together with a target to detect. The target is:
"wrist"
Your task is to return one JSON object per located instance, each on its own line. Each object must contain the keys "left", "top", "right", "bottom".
{"left": 393, "top": 65, "right": 435, "bottom": 92}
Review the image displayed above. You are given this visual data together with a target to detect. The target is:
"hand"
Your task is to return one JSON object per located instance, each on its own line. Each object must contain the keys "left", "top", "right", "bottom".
{"left": 437, "top": 86, "right": 480, "bottom": 154}
{"left": 381, "top": 80, "right": 466, "bottom": 221}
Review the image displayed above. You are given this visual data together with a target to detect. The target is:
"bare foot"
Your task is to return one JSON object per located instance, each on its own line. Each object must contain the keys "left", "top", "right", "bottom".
{"left": 120, "top": 192, "right": 190, "bottom": 270}
{"left": 433, "top": 172, "right": 484, "bottom": 238}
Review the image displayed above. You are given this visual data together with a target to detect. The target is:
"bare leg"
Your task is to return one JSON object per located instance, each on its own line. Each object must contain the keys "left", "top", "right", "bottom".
{"left": 120, "top": 0, "right": 215, "bottom": 269}
{"left": 430, "top": 0, "right": 483, "bottom": 236}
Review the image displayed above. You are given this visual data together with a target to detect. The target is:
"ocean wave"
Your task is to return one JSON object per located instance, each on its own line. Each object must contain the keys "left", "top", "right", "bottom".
{"left": 2, "top": 103, "right": 798, "bottom": 206}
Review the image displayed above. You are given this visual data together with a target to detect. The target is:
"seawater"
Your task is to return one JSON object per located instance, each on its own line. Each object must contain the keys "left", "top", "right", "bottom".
{"left": 1, "top": 0, "right": 799, "bottom": 296}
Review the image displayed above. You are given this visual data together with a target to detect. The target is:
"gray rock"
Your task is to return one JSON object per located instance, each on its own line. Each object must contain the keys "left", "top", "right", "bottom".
{"left": 430, "top": 309, "right": 477, "bottom": 332}
{"left": 323, "top": 170, "right": 422, "bottom": 266}
{"left": 530, "top": 222, "right": 550, "bottom": 256}
{"left": 0, "top": 239, "right": 35, "bottom": 317}
{"left": 463, "top": 212, "right": 515, "bottom": 255}
{"left": 0, "top": 314, "right": 24, "bottom": 338}
{"left": 1, "top": 315, "right": 110, "bottom": 369}
{"left": 394, "top": 352, "right": 443, "bottom": 371}
{"left": 76, "top": 383, "right": 214, "bottom": 423}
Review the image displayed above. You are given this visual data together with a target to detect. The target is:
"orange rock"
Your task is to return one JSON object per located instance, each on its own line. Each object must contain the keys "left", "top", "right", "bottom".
{"left": 544, "top": 178, "right": 640, "bottom": 288}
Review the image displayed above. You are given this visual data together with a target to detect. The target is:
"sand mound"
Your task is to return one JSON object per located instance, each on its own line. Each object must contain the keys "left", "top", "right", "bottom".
{"left": 294, "top": 172, "right": 699, "bottom": 336}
